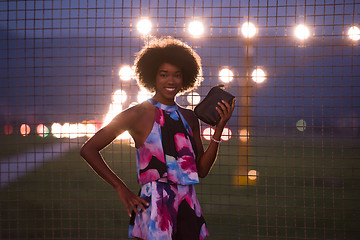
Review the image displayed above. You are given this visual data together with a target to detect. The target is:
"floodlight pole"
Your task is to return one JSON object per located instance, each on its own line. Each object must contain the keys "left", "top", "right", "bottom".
{"left": 234, "top": 38, "right": 255, "bottom": 186}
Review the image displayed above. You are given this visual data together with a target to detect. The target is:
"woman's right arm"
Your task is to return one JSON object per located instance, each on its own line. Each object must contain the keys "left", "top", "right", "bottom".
{"left": 80, "top": 108, "right": 148, "bottom": 217}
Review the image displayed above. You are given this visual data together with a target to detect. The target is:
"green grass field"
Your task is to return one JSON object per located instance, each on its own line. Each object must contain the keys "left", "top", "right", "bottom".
{"left": 1, "top": 135, "right": 359, "bottom": 239}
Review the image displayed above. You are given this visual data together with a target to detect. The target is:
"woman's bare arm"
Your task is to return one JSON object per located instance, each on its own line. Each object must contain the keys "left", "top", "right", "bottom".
{"left": 189, "top": 99, "right": 236, "bottom": 178}
{"left": 80, "top": 106, "right": 149, "bottom": 216}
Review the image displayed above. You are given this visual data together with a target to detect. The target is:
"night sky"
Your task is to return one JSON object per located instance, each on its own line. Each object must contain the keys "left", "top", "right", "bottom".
{"left": 0, "top": 0, "right": 359, "bottom": 135}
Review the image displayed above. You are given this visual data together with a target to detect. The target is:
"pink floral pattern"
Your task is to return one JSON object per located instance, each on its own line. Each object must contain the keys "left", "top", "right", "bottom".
{"left": 129, "top": 99, "right": 209, "bottom": 239}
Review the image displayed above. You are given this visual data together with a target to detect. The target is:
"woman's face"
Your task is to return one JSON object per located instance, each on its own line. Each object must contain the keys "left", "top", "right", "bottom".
{"left": 153, "top": 62, "right": 183, "bottom": 105}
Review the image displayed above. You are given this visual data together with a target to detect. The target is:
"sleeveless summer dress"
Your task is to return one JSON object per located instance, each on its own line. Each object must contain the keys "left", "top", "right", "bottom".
{"left": 128, "top": 99, "right": 210, "bottom": 240}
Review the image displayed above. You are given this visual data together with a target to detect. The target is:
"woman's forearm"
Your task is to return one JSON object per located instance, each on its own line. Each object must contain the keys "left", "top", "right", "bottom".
{"left": 197, "top": 124, "right": 224, "bottom": 178}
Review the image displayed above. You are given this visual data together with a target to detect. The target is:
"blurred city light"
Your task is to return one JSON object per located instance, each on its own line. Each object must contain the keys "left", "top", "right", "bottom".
{"left": 51, "top": 122, "right": 96, "bottom": 139}
{"left": 20, "top": 124, "right": 31, "bottom": 136}
{"left": 348, "top": 26, "right": 360, "bottom": 41}
{"left": 202, "top": 127, "right": 215, "bottom": 141}
{"left": 188, "top": 20, "right": 204, "bottom": 37}
{"left": 119, "top": 65, "right": 134, "bottom": 81}
{"left": 103, "top": 103, "right": 123, "bottom": 127}
{"left": 248, "top": 170, "right": 258, "bottom": 180}
{"left": 241, "top": 22, "right": 257, "bottom": 38}
{"left": 219, "top": 68, "right": 234, "bottom": 83}
{"left": 239, "top": 129, "right": 249, "bottom": 142}
{"left": 36, "top": 124, "right": 49, "bottom": 138}
{"left": 187, "top": 91, "right": 201, "bottom": 105}
{"left": 202, "top": 127, "right": 232, "bottom": 141}
{"left": 294, "top": 24, "right": 310, "bottom": 40}
{"left": 136, "top": 18, "right": 152, "bottom": 35}
{"left": 113, "top": 89, "right": 127, "bottom": 104}
{"left": 137, "top": 87, "right": 154, "bottom": 103}
{"left": 51, "top": 123, "right": 62, "bottom": 138}
{"left": 220, "top": 127, "right": 232, "bottom": 141}
{"left": 85, "top": 123, "right": 97, "bottom": 138}
{"left": 251, "top": 68, "right": 266, "bottom": 83}
{"left": 4, "top": 124, "right": 13, "bottom": 135}
{"left": 296, "top": 119, "right": 307, "bottom": 132}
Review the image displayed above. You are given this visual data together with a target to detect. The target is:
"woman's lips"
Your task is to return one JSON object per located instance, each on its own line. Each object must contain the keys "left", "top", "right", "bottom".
{"left": 165, "top": 87, "right": 176, "bottom": 92}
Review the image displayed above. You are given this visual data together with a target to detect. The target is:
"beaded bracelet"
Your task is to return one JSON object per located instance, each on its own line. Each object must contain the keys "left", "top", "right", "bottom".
{"left": 210, "top": 136, "right": 222, "bottom": 144}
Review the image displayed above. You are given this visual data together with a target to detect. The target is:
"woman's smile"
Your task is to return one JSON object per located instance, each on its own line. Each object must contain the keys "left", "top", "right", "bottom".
{"left": 153, "top": 62, "right": 183, "bottom": 105}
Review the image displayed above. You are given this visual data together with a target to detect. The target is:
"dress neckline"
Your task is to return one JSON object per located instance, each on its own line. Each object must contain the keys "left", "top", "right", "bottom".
{"left": 148, "top": 98, "right": 178, "bottom": 112}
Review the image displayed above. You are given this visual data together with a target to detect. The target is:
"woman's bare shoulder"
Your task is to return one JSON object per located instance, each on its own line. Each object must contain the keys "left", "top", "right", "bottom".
{"left": 123, "top": 101, "right": 154, "bottom": 116}
{"left": 106, "top": 101, "right": 154, "bottom": 131}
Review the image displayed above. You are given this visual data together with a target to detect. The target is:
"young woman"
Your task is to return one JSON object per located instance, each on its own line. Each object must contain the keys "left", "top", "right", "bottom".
{"left": 80, "top": 36, "right": 235, "bottom": 239}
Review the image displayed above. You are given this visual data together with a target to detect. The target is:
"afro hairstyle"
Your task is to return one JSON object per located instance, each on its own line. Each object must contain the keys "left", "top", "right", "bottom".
{"left": 133, "top": 36, "right": 203, "bottom": 93}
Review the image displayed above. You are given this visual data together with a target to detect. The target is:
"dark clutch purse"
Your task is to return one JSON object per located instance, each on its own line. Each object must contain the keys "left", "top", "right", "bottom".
{"left": 194, "top": 86, "right": 235, "bottom": 126}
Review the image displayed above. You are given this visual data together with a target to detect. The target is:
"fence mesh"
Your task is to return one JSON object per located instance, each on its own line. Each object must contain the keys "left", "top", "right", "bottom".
{"left": 1, "top": 0, "right": 359, "bottom": 239}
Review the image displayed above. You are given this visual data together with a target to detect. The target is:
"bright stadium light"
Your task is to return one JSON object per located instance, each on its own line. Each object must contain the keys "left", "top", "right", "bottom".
{"left": 51, "top": 123, "right": 62, "bottom": 138}
{"left": 239, "top": 129, "right": 249, "bottom": 142}
{"left": 348, "top": 26, "right": 360, "bottom": 41}
{"left": 219, "top": 68, "right": 234, "bottom": 83}
{"left": 188, "top": 20, "right": 204, "bottom": 37}
{"left": 241, "top": 22, "right": 257, "bottom": 38}
{"left": 119, "top": 65, "right": 134, "bottom": 81}
{"left": 85, "top": 123, "right": 96, "bottom": 138}
{"left": 137, "top": 87, "right": 154, "bottom": 103}
{"left": 220, "top": 127, "right": 232, "bottom": 141}
{"left": 187, "top": 91, "right": 201, "bottom": 105}
{"left": 113, "top": 89, "right": 127, "bottom": 104}
{"left": 294, "top": 24, "right": 310, "bottom": 40}
{"left": 4, "top": 124, "right": 13, "bottom": 135}
{"left": 20, "top": 124, "right": 31, "bottom": 136}
{"left": 202, "top": 127, "right": 215, "bottom": 141}
{"left": 296, "top": 119, "right": 307, "bottom": 132}
{"left": 251, "top": 68, "right": 266, "bottom": 83}
{"left": 248, "top": 170, "right": 258, "bottom": 180}
{"left": 37, "top": 124, "right": 49, "bottom": 138}
{"left": 137, "top": 18, "right": 152, "bottom": 35}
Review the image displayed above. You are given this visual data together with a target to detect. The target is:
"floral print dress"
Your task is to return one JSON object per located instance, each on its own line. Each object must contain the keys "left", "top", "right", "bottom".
{"left": 128, "top": 99, "right": 209, "bottom": 240}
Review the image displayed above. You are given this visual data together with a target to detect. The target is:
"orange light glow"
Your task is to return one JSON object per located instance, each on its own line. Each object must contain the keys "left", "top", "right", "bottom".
{"left": 220, "top": 127, "right": 232, "bottom": 141}
{"left": 248, "top": 170, "right": 258, "bottom": 180}
{"left": 202, "top": 127, "right": 215, "bottom": 141}
{"left": 37, "top": 124, "right": 49, "bottom": 138}
{"left": 239, "top": 129, "right": 249, "bottom": 142}
{"left": 202, "top": 127, "right": 232, "bottom": 141}
{"left": 4, "top": 124, "right": 13, "bottom": 135}
{"left": 20, "top": 124, "right": 31, "bottom": 136}
{"left": 219, "top": 68, "right": 234, "bottom": 83}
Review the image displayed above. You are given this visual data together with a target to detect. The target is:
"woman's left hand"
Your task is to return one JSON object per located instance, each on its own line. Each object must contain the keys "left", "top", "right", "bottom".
{"left": 216, "top": 98, "right": 236, "bottom": 128}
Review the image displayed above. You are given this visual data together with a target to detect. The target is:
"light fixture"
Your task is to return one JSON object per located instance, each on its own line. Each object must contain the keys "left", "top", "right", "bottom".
{"left": 137, "top": 87, "right": 154, "bottom": 103}
{"left": 348, "top": 26, "right": 360, "bottom": 41}
{"left": 241, "top": 22, "right": 257, "bottom": 38}
{"left": 219, "top": 68, "right": 234, "bottom": 83}
{"left": 136, "top": 18, "right": 152, "bottom": 35}
{"left": 187, "top": 92, "right": 201, "bottom": 105}
{"left": 119, "top": 65, "right": 134, "bottom": 81}
{"left": 202, "top": 127, "right": 215, "bottom": 141}
{"left": 112, "top": 89, "right": 127, "bottom": 104}
{"left": 188, "top": 20, "right": 204, "bottom": 37}
{"left": 220, "top": 127, "right": 232, "bottom": 141}
{"left": 239, "top": 129, "right": 249, "bottom": 142}
{"left": 251, "top": 68, "right": 266, "bottom": 83}
{"left": 294, "top": 24, "right": 310, "bottom": 40}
